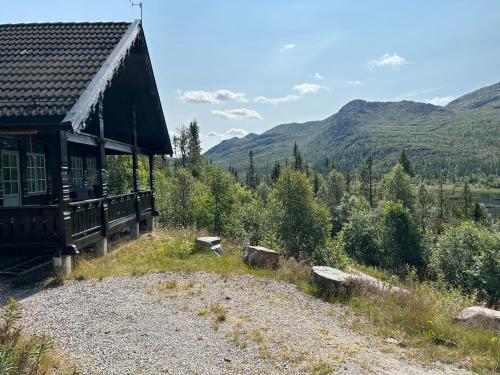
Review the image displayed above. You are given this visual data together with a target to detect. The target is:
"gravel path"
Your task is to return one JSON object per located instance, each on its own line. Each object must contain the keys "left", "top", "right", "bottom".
{"left": 4, "top": 272, "right": 472, "bottom": 374}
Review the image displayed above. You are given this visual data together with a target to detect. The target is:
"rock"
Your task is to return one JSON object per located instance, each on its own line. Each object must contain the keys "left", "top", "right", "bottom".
{"left": 454, "top": 306, "right": 500, "bottom": 331}
{"left": 242, "top": 246, "right": 280, "bottom": 269}
{"left": 311, "top": 266, "right": 408, "bottom": 297}
{"left": 196, "top": 237, "right": 223, "bottom": 256}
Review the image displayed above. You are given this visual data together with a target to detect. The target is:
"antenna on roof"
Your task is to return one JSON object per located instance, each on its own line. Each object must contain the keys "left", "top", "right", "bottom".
{"left": 129, "top": 0, "right": 143, "bottom": 22}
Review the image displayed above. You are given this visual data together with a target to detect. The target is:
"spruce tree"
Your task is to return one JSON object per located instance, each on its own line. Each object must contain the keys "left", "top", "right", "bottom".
{"left": 399, "top": 149, "right": 414, "bottom": 177}
{"left": 187, "top": 119, "right": 202, "bottom": 175}
{"left": 271, "top": 160, "right": 281, "bottom": 183}
{"left": 246, "top": 149, "right": 258, "bottom": 189}
{"left": 293, "top": 142, "right": 303, "bottom": 170}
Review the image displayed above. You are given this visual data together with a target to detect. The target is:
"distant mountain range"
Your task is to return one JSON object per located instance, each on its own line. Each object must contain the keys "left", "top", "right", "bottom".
{"left": 204, "top": 82, "right": 500, "bottom": 179}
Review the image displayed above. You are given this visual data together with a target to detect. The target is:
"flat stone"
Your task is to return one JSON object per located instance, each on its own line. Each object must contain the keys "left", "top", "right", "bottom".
{"left": 454, "top": 306, "right": 500, "bottom": 331}
{"left": 196, "top": 237, "right": 223, "bottom": 256}
{"left": 242, "top": 246, "right": 280, "bottom": 269}
{"left": 312, "top": 266, "right": 408, "bottom": 297}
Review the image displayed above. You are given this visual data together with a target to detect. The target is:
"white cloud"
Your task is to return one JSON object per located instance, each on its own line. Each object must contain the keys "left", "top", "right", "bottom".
{"left": 293, "top": 83, "right": 323, "bottom": 95}
{"left": 369, "top": 53, "right": 408, "bottom": 69}
{"left": 254, "top": 94, "right": 301, "bottom": 105}
{"left": 207, "top": 128, "right": 249, "bottom": 140}
{"left": 425, "top": 96, "right": 455, "bottom": 106}
{"left": 347, "top": 80, "right": 362, "bottom": 86}
{"left": 179, "top": 89, "right": 248, "bottom": 103}
{"left": 211, "top": 108, "right": 263, "bottom": 120}
{"left": 313, "top": 72, "right": 324, "bottom": 80}
{"left": 280, "top": 43, "right": 296, "bottom": 52}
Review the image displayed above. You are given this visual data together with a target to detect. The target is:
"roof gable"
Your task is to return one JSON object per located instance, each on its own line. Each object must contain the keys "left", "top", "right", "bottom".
{"left": 0, "top": 20, "right": 172, "bottom": 155}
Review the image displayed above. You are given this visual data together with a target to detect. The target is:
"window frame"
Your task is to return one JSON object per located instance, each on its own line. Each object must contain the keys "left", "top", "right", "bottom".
{"left": 86, "top": 157, "right": 98, "bottom": 186}
{"left": 69, "top": 156, "right": 84, "bottom": 189}
{"left": 26, "top": 152, "right": 47, "bottom": 195}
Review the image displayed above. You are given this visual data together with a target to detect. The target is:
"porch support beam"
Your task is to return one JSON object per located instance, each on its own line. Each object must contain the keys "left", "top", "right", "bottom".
{"left": 131, "top": 105, "right": 141, "bottom": 224}
{"left": 148, "top": 153, "right": 155, "bottom": 231}
{"left": 54, "top": 130, "right": 72, "bottom": 252}
{"left": 97, "top": 100, "right": 109, "bottom": 238}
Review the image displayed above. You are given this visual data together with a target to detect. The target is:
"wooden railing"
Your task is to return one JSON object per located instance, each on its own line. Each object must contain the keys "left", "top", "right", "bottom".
{"left": 138, "top": 190, "right": 153, "bottom": 215}
{"left": 69, "top": 198, "right": 103, "bottom": 239}
{"left": 108, "top": 193, "right": 136, "bottom": 223}
{"left": 0, "top": 191, "right": 153, "bottom": 251}
{"left": 0, "top": 205, "right": 59, "bottom": 242}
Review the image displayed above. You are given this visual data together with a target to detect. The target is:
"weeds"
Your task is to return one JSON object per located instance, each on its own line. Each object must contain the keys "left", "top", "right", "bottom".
{"left": 0, "top": 298, "right": 76, "bottom": 374}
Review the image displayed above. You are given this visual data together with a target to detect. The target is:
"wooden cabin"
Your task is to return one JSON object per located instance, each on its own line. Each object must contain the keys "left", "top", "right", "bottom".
{"left": 0, "top": 20, "right": 172, "bottom": 272}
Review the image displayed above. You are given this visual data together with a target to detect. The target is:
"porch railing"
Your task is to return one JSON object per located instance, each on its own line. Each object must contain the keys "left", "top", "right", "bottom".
{"left": 0, "top": 190, "right": 153, "bottom": 250}
{"left": 0, "top": 205, "right": 59, "bottom": 243}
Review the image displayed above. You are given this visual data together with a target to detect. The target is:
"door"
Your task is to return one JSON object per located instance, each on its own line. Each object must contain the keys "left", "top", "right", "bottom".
{"left": 2, "top": 151, "right": 22, "bottom": 207}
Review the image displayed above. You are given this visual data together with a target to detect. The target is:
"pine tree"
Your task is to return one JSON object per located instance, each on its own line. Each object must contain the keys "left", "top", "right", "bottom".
{"left": 293, "top": 142, "right": 303, "bottom": 170}
{"left": 246, "top": 149, "right": 258, "bottom": 189}
{"left": 271, "top": 160, "right": 281, "bottom": 183}
{"left": 313, "top": 172, "right": 321, "bottom": 195}
{"left": 345, "top": 170, "right": 351, "bottom": 194}
{"left": 187, "top": 119, "right": 202, "bottom": 176}
{"left": 400, "top": 149, "right": 414, "bottom": 177}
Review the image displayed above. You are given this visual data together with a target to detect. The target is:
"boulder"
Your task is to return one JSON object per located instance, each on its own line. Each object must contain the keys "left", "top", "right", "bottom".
{"left": 454, "top": 306, "right": 500, "bottom": 331}
{"left": 196, "top": 237, "right": 223, "bottom": 256}
{"left": 312, "top": 266, "right": 408, "bottom": 297}
{"left": 242, "top": 246, "right": 280, "bottom": 269}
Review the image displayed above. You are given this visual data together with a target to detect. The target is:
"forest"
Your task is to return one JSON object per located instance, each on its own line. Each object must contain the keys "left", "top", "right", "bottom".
{"left": 108, "top": 120, "right": 499, "bottom": 305}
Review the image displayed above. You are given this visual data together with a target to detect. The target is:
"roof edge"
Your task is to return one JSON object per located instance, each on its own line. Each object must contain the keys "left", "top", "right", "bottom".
{"left": 62, "top": 19, "right": 141, "bottom": 131}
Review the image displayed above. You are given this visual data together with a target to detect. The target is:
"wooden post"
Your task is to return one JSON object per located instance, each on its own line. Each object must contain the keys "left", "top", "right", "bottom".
{"left": 131, "top": 105, "right": 140, "bottom": 238}
{"left": 132, "top": 106, "right": 140, "bottom": 220}
{"left": 147, "top": 153, "right": 155, "bottom": 231}
{"left": 54, "top": 130, "right": 72, "bottom": 252}
{"left": 97, "top": 101, "right": 109, "bottom": 239}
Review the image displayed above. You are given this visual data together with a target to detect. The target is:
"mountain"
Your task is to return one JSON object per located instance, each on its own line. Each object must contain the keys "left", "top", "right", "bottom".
{"left": 204, "top": 82, "right": 500, "bottom": 179}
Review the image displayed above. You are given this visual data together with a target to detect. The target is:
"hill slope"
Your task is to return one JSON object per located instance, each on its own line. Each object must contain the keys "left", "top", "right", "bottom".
{"left": 204, "top": 82, "right": 500, "bottom": 179}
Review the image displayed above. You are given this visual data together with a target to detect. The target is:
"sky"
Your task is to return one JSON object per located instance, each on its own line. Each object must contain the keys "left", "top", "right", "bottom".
{"left": 2, "top": 0, "right": 500, "bottom": 150}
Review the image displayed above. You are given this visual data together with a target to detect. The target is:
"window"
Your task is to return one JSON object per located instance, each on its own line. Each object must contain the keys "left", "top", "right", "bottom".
{"left": 70, "top": 156, "right": 84, "bottom": 188}
{"left": 2, "top": 152, "right": 20, "bottom": 195}
{"left": 86, "top": 157, "right": 97, "bottom": 186}
{"left": 27, "top": 153, "right": 47, "bottom": 194}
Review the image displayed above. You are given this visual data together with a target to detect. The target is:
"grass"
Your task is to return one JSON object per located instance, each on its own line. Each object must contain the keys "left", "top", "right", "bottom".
{"left": 0, "top": 299, "right": 77, "bottom": 375}
{"left": 72, "top": 228, "right": 499, "bottom": 374}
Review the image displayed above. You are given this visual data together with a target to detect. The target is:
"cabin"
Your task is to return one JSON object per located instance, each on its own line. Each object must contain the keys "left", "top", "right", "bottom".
{"left": 0, "top": 20, "right": 172, "bottom": 274}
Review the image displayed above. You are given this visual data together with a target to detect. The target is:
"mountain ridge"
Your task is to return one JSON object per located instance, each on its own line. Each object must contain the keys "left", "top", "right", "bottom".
{"left": 205, "top": 81, "right": 500, "bottom": 179}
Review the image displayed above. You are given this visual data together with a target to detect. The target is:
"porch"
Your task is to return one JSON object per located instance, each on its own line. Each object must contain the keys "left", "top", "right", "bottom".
{"left": 0, "top": 190, "right": 155, "bottom": 257}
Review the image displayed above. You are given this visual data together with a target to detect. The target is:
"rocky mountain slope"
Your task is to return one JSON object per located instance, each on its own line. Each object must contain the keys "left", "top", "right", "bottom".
{"left": 205, "top": 81, "right": 500, "bottom": 179}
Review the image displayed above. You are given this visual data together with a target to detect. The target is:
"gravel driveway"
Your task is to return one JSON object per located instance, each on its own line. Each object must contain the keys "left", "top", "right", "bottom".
{"left": 5, "top": 273, "right": 471, "bottom": 374}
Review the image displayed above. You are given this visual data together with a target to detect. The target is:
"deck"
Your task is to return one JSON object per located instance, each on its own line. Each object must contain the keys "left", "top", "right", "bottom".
{"left": 0, "top": 190, "right": 154, "bottom": 256}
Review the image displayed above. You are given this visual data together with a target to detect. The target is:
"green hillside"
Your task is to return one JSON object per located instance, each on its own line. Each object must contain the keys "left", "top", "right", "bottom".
{"left": 205, "top": 81, "right": 500, "bottom": 181}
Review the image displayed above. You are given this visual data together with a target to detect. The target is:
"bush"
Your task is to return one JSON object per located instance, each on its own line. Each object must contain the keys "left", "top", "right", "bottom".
{"left": 430, "top": 221, "right": 500, "bottom": 302}
{"left": 270, "top": 167, "right": 332, "bottom": 262}
{"left": 342, "top": 206, "right": 382, "bottom": 266}
{"left": 380, "top": 163, "right": 415, "bottom": 210}
{"left": 380, "top": 201, "right": 423, "bottom": 270}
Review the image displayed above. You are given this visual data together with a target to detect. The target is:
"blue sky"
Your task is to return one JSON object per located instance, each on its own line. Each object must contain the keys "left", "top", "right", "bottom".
{"left": 2, "top": 0, "right": 500, "bottom": 150}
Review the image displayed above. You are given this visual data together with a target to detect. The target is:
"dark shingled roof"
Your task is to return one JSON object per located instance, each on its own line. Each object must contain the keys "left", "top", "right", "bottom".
{"left": 0, "top": 21, "right": 131, "bottom": 119}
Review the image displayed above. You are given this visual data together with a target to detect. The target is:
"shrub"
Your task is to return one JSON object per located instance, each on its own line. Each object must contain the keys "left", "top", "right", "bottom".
{"left": 341, "top": 206, "right": 382, "bottom": 266}
{"left": 270, "top": 167, "right": 332, "bottom": 262}
{"left": 380, "top": 163, "right": 415, "bottom": 210}
{"left": 380, "top": 201, "right": 423, "bottom": 270}
{"left": 430, "top": 221, "right": 500, "bottom": 302}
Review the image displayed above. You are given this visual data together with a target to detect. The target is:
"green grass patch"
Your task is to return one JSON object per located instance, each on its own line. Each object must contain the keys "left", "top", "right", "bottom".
{"left": 72, "top": 229, "right": 499, "bottom": 373}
